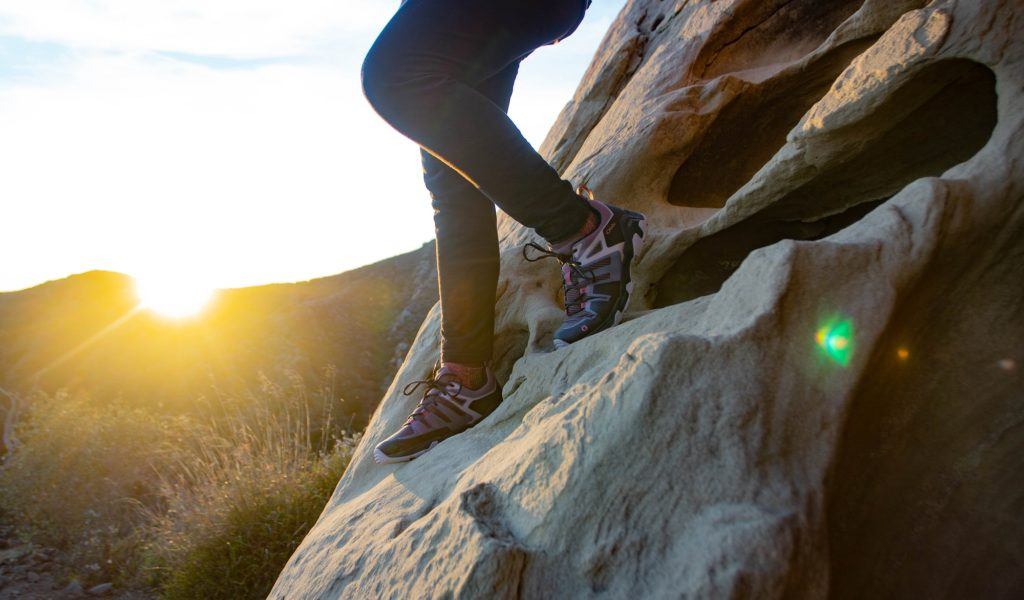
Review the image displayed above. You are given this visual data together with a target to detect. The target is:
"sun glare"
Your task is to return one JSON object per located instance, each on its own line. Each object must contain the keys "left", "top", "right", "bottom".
{"left": 134, "top": 275, "right": 216, "bottom": 319}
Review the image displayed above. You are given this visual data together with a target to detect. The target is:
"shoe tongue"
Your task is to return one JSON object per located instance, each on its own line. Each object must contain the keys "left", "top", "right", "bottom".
{"left": 431, "top": 367, "right": 464, "bottom": 393}
{"left": 434, "top": 365, "right": 459, "bottom": 382}
{"left": 550, "top": 237, "right": 577, "bottom": 257}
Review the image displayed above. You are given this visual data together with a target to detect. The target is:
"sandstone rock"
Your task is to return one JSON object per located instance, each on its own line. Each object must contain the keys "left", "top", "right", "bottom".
{"left": 273, "top": 0, "right": 1024, "bottom": 598}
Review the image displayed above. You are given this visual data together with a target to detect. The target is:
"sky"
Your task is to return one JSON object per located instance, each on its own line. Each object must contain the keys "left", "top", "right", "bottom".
{"left": 0, "top": 1, "right": 626, "bottom": 293}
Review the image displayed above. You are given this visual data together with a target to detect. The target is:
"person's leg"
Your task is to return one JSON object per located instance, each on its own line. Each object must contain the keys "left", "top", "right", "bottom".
{"left": 424, "top": 63, "right": 520, "bottom": 379}
{"left": 361, "top": 0, "right": 594, "bottom": 246}
{"left": 373, "top": 65, "right": 519, "bottom": 462}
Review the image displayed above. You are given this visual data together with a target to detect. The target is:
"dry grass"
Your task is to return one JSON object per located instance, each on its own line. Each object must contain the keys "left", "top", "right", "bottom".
{"left": 0, "top": 371, "right": 358, "bottom": 599}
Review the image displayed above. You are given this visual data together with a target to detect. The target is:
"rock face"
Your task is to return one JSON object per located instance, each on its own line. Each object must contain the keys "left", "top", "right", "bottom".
{"left": 272, "top": 0, "right": 1024, "bottom": 597}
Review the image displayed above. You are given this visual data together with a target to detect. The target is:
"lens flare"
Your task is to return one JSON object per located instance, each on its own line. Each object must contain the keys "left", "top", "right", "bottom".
{"left": 816, "top": 318, "right": 853, "bottom": 366}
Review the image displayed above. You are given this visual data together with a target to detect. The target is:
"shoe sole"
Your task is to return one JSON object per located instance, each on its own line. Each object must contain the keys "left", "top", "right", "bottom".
{"left": 373, "top": 441, "right": 439, "bottom": 464}
{"left": 554, "top": 214, "right": 647, "bottom": 350}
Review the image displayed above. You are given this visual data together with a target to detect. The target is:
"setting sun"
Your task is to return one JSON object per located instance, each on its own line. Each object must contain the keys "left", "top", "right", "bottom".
{"left": 134, "top": 275, "right": 216, "bottom": 318}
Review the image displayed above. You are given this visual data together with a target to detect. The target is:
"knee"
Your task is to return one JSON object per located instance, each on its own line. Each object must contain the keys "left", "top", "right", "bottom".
{"left": 362, "top": 44, "right": 449, "bottom": 125}
{"left": 362, "top": 43, "right": 424, "bottom": 124}
{"left": 360, "top": 46, "right": 395, "bottom": 117}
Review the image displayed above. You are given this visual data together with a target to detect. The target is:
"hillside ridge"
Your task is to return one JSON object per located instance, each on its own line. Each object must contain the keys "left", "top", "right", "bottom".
{"left": 0, "top": 243, "right": 438, "bottom": 426}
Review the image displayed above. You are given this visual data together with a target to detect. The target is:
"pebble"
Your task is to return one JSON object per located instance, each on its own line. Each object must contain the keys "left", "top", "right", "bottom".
{"left": 26, "top": 571, "right": 40, "bottom": 583}
{"left": 87, "top": 582, "right": 113, "bottom": 596}
{"left": 62, "top": 580, "right": 85, "bottom": 597}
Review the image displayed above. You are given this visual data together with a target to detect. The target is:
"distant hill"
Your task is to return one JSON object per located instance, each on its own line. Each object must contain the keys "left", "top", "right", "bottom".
{"left": 0, "top": 243, "right": 437, "bottom": 426}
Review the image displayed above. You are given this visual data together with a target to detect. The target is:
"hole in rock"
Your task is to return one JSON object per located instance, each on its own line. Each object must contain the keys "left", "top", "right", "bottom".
{"left": 656, "top": 59, "right": 997, "bottom": 307}
{"left": 697, "top": 0, "right": 866, "bottom": 82}
{"left": 757, "top": 59, "right": 998, "bottom": 221}
{"left": 654, "top": 199, "right": 885, "bottom": 307}
{"left": 669, "top": 38, "right": 875, "bottom": 209}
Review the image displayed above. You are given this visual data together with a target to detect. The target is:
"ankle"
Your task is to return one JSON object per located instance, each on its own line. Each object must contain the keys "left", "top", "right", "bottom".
{"left": 442, "top": 362, "right": 488, "bottom": 390}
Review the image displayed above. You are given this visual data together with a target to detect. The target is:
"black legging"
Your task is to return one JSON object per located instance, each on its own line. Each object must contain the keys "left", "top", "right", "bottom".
{"left": 362, "top": 0, "right": 592, "bottom": 365}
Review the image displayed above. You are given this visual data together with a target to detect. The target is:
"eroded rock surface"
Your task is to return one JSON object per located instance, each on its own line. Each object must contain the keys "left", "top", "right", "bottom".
{"left": 272, "top": 0, "right": 1024, "bottom": 597}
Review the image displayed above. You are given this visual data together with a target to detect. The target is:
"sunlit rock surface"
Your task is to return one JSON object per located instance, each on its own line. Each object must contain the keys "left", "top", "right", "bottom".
{"left": 272, "top": 0, "right": 1024, "bottom": 597}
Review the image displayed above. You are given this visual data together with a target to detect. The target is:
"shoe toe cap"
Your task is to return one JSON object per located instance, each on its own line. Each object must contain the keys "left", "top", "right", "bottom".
{"left": 373, "top": 434, "right": 407, "bottom": 460}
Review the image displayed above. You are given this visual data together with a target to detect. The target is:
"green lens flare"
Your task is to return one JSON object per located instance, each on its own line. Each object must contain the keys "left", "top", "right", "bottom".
{"left": 816, "top": 318, "right": 853, "bottom": 366}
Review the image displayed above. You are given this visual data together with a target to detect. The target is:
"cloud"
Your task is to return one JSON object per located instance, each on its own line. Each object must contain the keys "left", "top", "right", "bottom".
{"left": 0, "top": 0, "right": 395, "bottom": 58}
{"left": 0, "top": 51, "right": 435, "bottom": 289}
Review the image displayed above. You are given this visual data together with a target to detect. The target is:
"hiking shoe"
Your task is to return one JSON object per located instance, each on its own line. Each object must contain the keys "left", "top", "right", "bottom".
{"left": 373, "top": 364, "right": 503, "bottom": 464}
{"left": 524, "top": 191, "right": 646, "bottom": 349}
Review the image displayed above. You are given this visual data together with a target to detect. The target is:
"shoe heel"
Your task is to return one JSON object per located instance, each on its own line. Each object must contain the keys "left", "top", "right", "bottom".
{"left": 616, "top": 214, "right": 647, "bottom": 325}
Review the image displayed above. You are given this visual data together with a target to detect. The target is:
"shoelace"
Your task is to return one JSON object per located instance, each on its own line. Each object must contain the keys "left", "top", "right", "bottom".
{"left": 402, "top": 373, "right": 463, "bottom": 425}
{"left": 522, "top": 242, "right": 596, "bottom": 316}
